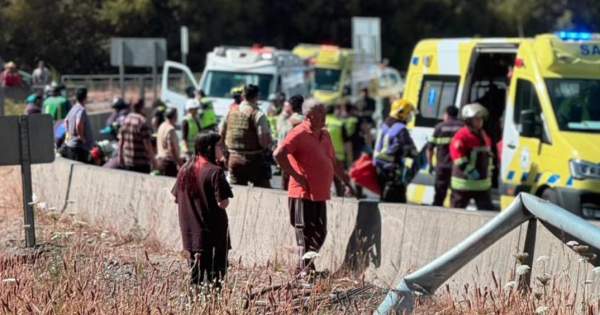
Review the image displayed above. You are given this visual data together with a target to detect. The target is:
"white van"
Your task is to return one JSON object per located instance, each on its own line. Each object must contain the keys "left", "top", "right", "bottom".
{"left": 161, "top": 46, "right": 311, "bottom": 121}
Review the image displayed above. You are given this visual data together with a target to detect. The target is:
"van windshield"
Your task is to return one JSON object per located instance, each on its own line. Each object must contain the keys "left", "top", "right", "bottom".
{"left": 314, "top": 68, "right": 341, "bottom": 92}
{"left": 202, "top": 71, "right": 273, "bottom": 100}
{"left": 546, "top": 79, "right": 600, "bottom": 133}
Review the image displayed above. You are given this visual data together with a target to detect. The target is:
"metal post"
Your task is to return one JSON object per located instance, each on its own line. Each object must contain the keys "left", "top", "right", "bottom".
{"left": 153, "top": 42, "right": 158, "bottom": 101}
{"left": 519, "top": 218, "right": 537, "bottom": 291}
{"left": 18, "top": 116, "right": 36, "bottom": 247}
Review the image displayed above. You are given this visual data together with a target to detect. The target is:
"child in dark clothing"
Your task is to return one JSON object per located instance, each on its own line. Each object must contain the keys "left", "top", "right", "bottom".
{"left": 172, "top": 132, "right": 233, "bottom": 288}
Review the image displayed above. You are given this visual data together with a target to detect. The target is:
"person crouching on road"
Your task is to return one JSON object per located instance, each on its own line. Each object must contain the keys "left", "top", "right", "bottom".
{"left": 172, "top": 132, "right": 233, "bottom": 288}
{"left": 427, "top": 106, "right": 463, "bottom": 206}
{"left": 273, "top": 99, "right": 353, "bottom": 277}
{"left": 449, "top": 103, "right": 494, "bottom": 210}
{"left": 222, "top": 84, "right": 273, "bottom": 187}
{"left": 373, "top": 99, "right": 418, "bottom": 203}
{"left": 156, "top": 108, "right": 183, "bottom": 177}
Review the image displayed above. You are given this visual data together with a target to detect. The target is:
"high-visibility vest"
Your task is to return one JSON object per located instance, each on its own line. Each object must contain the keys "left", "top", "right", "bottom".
{"left": 267, "top": 115, "right": 278, "bottom": 139}
{"left": 326, "top": 114, "right": 345, "bottom": 162}
{"left": 344, "top": 116, "right": 359, "bottom": 136}
{"left": 185, "top": 115, "right": 201, "bottom": 153}
{"left": 450, "top": 127, "right": 493, "bottom": 191}
{"left": 200, "top": 98, "right": 217, "bottom": 130}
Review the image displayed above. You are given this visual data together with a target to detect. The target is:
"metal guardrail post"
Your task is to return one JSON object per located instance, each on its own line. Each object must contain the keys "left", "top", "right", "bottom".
{"left": 0, "top": 86, "right": 4, "bottom": 116}
{"left": 375, "top": 193, "right": 600, "bottom": 314}
{"left": 518, "top": 218, "right": 537, "bottom": 291}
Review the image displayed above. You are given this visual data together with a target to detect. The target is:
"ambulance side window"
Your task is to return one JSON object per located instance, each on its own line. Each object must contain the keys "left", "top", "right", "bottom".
{"left": 416, "top": 75, "right": 459, "bottom": 127}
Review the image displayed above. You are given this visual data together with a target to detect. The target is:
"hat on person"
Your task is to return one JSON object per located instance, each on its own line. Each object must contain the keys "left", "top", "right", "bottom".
{"left": 389, "top": 98, "right": 416, "bottom": 121}
{"left": 461, "top": 103, "right": 488, "bottom": 120}
{"left": 185, "top": 99, "right": 200, "bottom": 111}
{"left": 4, "top": 61, "right": 16, "bottom": 69}
{"left": 26, "top": 94, "right": 39, "bottom": 104}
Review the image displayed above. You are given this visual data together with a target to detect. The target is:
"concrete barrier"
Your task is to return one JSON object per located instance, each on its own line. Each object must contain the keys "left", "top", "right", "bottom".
{"left": 23, "top": 158, "right": 596, "bottom": 291}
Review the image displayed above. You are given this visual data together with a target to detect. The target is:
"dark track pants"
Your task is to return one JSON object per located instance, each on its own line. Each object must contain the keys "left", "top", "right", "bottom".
{"left": 288, "top": 198, "right": 327, "bottom": 272}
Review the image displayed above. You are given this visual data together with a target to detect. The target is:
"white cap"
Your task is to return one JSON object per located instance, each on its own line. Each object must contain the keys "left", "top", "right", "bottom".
{"left": 185, "top": 99, "right": 200, "bottom": 111}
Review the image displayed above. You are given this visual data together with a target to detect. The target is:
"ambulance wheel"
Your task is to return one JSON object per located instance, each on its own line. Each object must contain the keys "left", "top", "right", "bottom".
{"left": 541, "top": 188, "right": 559, "bottom": 206}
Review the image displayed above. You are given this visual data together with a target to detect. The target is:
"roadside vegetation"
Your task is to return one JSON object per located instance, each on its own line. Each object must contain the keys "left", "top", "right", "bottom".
{"left": 1, "top": 167, "right": 599, "bottom": 314}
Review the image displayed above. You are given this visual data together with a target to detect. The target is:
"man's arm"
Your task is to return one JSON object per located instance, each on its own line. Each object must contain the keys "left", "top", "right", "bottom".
{"left": 256, "top": 114, "right": 273, "bottom": 149}
{"left": 76, "top": 116, "right": 86, "bottom": 144}
{"left": 273, "top": 145, "right": 308, "bottom": 189}
{"left": 168, "top": 130, "right": 183, "bottom": 165}
{"left": 143, "top": 125, "right": 156, "bottom": 168}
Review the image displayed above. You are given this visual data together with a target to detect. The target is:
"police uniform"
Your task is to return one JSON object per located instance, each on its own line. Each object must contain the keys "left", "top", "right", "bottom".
{"left": 428, "top": 118, "right": 463, "bottom": 206}
{"left": 326, "top": 113, "right": 348, "bottom": 196}
{"left": 449, "top": 126, "right": 494, "bottom": 210}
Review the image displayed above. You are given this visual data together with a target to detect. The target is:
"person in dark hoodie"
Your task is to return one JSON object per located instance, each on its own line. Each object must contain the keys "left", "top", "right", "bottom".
{"left": 172, "top": 132, "right": 233, "bottom": 289}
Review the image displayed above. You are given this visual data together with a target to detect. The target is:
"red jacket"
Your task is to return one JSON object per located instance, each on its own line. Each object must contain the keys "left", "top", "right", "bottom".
{"left": 450, "top": 127, "right": 493, "bottom": 191}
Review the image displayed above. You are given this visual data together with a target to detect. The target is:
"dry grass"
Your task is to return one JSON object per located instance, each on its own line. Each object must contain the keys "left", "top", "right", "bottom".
{"left": 2, "top": 167, "right": 600, "bottom": 314}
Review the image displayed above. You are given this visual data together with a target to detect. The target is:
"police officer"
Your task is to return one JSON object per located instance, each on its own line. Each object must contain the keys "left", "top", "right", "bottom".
{"left": 449, "top": 103, "right": 494, "bottom": 210}
{"left": 427, "top": 106, "right": 463, "bottom": 206}
{"left": 222, "top": 84, "right": 273, "bottom": 187}
{"left": 196, "top": 89, "right": 218, "bottom": 131}
{"left": 373, "top": 99, "right": 417, "bottom": 202}
{"left": 325, "top": 103, "right": 349, "bottom": 196}
{"left": 182, "top": 99, "right": 202, "bottom": 157}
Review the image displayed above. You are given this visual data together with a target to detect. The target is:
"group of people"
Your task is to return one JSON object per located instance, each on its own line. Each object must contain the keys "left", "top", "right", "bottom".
{"left": 372, "top": 98, "right": 495, "bottom": 210}
{"left": 1, "top": 60, "right": 53, "bottom": 88}
{"left": 20, "top": 76, "right": 496, "bottom": 288}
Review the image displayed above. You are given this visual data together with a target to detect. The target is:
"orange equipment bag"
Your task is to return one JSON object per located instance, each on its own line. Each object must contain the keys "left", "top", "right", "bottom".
{"left": 349, "top": 154, "right": 381, "bottom": 195}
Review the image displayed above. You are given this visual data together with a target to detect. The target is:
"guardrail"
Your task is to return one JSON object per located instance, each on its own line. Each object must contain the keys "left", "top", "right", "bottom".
{"left": 375, "top": 192, "right": 600, "bottom": 314}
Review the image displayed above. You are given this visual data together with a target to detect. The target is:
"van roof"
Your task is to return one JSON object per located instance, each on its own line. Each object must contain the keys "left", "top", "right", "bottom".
{"left": 206, "top": 46, "right": 305, "bottom": 70}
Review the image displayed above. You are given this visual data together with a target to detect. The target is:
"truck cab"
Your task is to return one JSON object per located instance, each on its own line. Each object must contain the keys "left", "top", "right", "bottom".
{"left": 403, "top": 33, "right": 600, "bottom": 217}
{"left": 161, "top": 46, "right": 310, "bottom": 122}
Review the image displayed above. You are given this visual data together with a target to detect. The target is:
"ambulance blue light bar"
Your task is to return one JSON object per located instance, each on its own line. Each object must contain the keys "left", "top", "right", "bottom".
{"left": 557, "top": 31, "right": 593, "bottom": 41}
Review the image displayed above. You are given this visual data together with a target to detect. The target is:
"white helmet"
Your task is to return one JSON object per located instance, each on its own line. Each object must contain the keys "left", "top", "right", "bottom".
{"left": 461, "top": 103, "right": 488, "bottom": 120}
{"left": 185, "top": 99, "right": 200, "bottom": 111}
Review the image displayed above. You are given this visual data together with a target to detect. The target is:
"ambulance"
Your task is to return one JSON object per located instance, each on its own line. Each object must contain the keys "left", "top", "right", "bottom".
{"left": 161, "top": 45, "right": 311, "bottom": 121}
{"left": 292, "top": 44, "right": 381, "bottom": 105}
{"left": 403, "top": 32, "right": 600, "bottom": 218}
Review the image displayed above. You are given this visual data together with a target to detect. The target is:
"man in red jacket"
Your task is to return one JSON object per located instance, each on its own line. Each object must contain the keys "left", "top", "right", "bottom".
{"left": 450, "top": 103, "right": 494, "bottom": 210}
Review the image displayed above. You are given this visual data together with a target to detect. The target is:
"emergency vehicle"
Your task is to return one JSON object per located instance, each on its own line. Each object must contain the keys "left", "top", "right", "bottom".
{"left": 161, "top": 46, "right": 311, "bottom": 121}
{"left": 292, "top": 44, "right": 382, "bottom": 105}
{"left": 403, "top": 32, "right": 600, "bottom": 218}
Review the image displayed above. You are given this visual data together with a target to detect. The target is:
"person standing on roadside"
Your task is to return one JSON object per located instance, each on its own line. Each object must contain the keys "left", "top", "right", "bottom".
{"left": 172, "top": 132, "right": 233, "bottom": 288}
{"left": 182, "top": 99, "right": 202, "bottom": 157}
{"left": 273, "top": 99, "right": 353, "bottom": 277}
{"left": 277, "top": 94, "right": 304, "bottom": 190}
{"left": 0, "top": 62, "right": 23, "bottom": 87}
{"left": 222, "top": 84, "right": 273, "bottom": 187}
{"left": 32, "top": 60, "right": 51, "bottom": 87}
{"left": 450, "top": 103, "right": 494, "bottom": 210}
{"left": 156, "top": 108, "right": 183, "bottom": 177}
{"left": 62, "top": 88, "right": 94, "bottom": 163}
{"left": 355, "top": 87, "right": 376, "bottom": 148}
{"left": 373, "top": 99, "right": 418, "bottom": 203}
{"left": 427, "top": 106, "right": 463, "bottom": 207}
{"left": 118, "top": 99, "right": 155, "bottom": 174}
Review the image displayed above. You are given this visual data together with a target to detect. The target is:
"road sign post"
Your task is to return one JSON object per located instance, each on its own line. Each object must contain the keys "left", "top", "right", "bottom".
{"left": 0, "top": 114, "right": 55, "bottom": 248}
{"left": 181, "top": 26, "right": 189, "bottom": 66}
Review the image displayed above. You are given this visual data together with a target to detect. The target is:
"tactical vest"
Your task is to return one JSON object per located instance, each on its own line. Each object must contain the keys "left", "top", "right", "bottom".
{"left": 225, "top": 106, "right": 261, "bottom": 153}
{"left": 326, "top": 114, "right": 345, "bottom": 161}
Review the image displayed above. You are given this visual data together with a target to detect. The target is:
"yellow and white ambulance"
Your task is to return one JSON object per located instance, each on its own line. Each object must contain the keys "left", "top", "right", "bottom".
{"left": 292, "top": 44, "right": 381, "bottom": 105}
{"left": 403, "top": 32, "right": 600, "bottom": 217}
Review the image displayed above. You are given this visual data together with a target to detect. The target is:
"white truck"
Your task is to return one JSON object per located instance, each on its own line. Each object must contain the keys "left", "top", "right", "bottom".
{"left": 161, "top": 46, "right": 311, "bottom": 121}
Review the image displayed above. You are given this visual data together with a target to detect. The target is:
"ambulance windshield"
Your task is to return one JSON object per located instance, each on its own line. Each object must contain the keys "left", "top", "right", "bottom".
{"left": 202, "top": 71, "right": 273, "bottom": 100}
{"left": 314, "top": 68, "right": 341, "bottom": 92}
{"left": 546, "top": 79, "right": 600, "bottom": 133}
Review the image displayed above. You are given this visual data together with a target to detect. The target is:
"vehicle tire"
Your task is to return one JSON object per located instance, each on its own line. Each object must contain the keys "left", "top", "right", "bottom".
{"left": 541, "top": 188, "right": 559, "bottom": 206}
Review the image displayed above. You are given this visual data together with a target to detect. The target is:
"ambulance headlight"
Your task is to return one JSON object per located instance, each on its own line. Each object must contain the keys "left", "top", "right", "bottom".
{"left": 570, "top": 160, "right": 600, "bottom": 180}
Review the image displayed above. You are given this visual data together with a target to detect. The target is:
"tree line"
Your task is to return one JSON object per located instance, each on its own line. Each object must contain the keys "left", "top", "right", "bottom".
{"left": 0, "top": 0, "right": 598, "bottom": 75}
